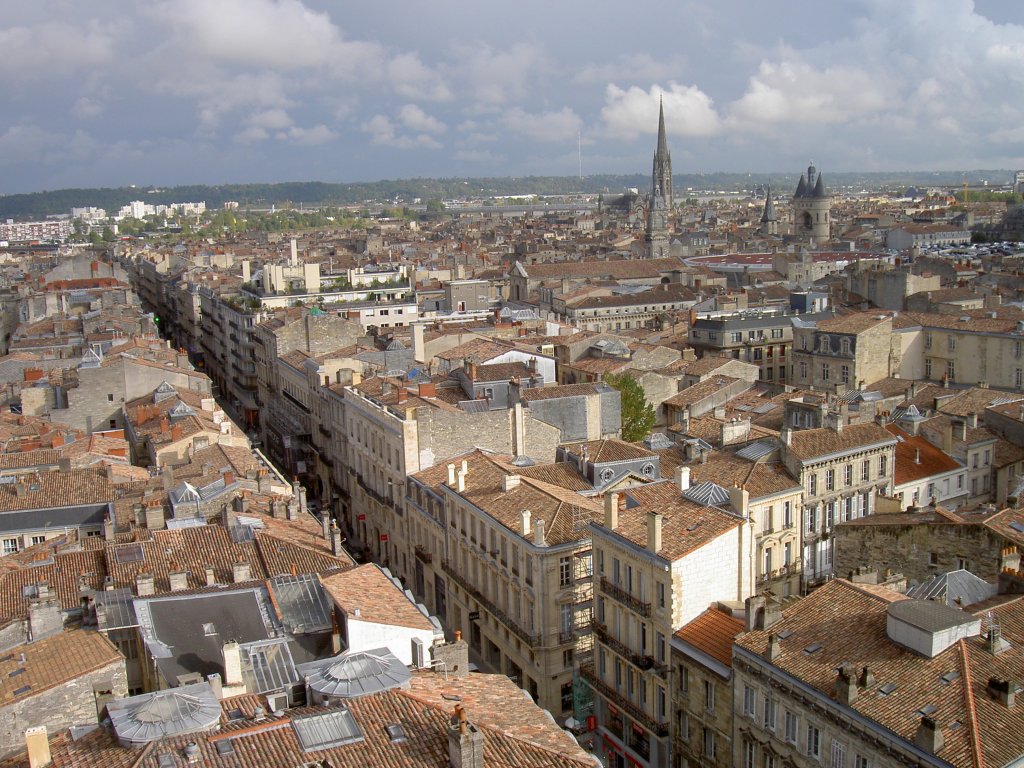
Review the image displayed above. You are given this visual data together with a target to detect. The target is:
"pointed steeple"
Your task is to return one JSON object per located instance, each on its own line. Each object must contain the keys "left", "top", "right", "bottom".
{"left": 812, "top": 172, "right": 827, "bottom": 198}
{"left": 657, "top": 96, "right": 669, "bottom": 160}
{"left": 651, "top": 95, "right": 673, "bottom": 211}
{"left": 761, "top": 184, "right": 777, "bottom": 223}
{"left": 794, "top": 175, "right": 808, "bottom": 198}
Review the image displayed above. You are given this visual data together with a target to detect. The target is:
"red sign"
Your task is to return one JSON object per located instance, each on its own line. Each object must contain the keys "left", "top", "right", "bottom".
{"left": 586, "top": 715, "right": 597, "bottom": 731}
{"left": 380, "top": 534, "right": 389, "bottom": 542}
{"left": 357, "top": 514, "right": 366, "bottom": 521}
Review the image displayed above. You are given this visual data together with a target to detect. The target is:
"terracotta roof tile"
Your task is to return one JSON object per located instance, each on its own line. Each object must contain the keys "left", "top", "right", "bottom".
{"left": 674, "top": 608, "right": 744, "bottom": 667}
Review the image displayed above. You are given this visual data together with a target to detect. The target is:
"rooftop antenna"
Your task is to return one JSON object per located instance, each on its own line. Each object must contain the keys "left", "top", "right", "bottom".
{"left": 578, "top": 130, "right": 583, "bottom": 180}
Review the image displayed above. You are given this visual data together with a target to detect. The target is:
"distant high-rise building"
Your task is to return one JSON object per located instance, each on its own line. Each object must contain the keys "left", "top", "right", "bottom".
{"left": 792, "top": 162, "right": 831, "bottom": 241}
{"left": 1014, "top": 170, "right": 1024, "bottom": 194}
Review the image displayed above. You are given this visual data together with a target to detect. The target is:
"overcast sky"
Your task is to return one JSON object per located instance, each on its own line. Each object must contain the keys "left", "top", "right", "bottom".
{"left": 4, "top": 0, "right": 1024, "bottom": 194}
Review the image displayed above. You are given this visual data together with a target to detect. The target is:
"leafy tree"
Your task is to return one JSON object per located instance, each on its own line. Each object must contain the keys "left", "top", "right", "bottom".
{"left": 604, "top": 373, "right": 656, "bottom": 442}
{"left": 425, "top": 198, "right": 445, "bottom": 213}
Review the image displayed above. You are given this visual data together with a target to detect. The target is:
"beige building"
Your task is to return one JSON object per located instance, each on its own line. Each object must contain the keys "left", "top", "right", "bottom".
{"left": 780, "top": 422, "right": 896, "bottom": 588}
{"left": 790, "top": 313, "right": 896, "bottom": 392}
{"left": 733, "top": 577, "right": 1024, "bottom": 768}
{"left": 586, "top": 474, "right": 756, "bottom": 768}
{"left": 426, "top": 450, "right": 600, "bottom": 717}
{"left": 670, "top": 607, "right": 744, "bottom": 768}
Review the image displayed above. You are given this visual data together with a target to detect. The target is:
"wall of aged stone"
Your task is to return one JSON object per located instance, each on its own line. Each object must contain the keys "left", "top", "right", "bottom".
{"left": 0, "top": 656, "right": 127, "bottom": 758}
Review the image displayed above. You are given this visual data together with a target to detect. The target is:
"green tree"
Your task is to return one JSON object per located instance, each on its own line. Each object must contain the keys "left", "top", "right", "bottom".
{"left": 425, "top": 198, "right": 445, "bottom": 213}
{"left": 604, "top": 373, "right": 656, "bottom": 442}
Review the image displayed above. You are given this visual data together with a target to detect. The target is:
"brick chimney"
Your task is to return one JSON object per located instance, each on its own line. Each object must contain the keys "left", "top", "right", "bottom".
{"left": 447, "top": 705, "right": 484, "bottom": 768}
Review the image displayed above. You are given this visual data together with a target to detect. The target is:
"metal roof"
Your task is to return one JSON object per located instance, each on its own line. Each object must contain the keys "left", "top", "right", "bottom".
{"left": 269, "top": 574, "right": 333, "bottom": 634}
{"left": 241, "top": 638, "right": 299, "bottom": 695}
{"left": 96, "top": 587, "right": 139, "bottom": 631}
{"left": 683, "top": 481, "right": 732, "bottom": 507}
{"left": 292, "top": 708, "right": 365, "bottom": 751}
{"left": 736, "top": 439, "right": 778, "bottom": 461}
{"left": 906, "top": 569, "right": 998, "bottom": 608}
{"left": 297, "top": 647, "right": 411, "bottom": 699}
{"left": 108, "top": 681, "right": 221, "bottom": 745}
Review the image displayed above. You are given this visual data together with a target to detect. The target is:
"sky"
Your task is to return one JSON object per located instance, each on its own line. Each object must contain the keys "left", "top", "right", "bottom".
{"left": 4, "top": 0, "right": 1024, "bottom": 194}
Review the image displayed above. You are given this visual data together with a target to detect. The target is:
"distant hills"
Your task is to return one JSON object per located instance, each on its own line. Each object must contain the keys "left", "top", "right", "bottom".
{"left": 0, "top": 171, "right": 1015, "bottom": 220}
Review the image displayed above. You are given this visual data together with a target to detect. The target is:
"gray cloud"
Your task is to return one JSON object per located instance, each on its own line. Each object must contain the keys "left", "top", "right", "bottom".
{"left": 2, "top": 0, "right": 1024, "bottom": 193}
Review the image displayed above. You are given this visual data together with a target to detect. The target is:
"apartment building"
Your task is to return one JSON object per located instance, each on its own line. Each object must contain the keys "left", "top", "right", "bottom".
{"left": 688, "top": 308, "right": 830, "bottom": 384}
{"left": 670, "top": 607, "right": 744, "bottom": 768}
{"left": 780, "top": 422, "right": 897, "bottom": 587}
{"left": 790, "top": 313, "right": 895, "bottom": 392}
{"left": 432, "top": 451, "right": 601, "bottom": 716}
{"left": 886, "top": 424, "right": 967, "bottom": 510}
{"left": 732, "top": 577, "right": 1024, "bottom": 768}
{"left": 553, "top": 284, "right": 698, "bottom": 334}
{"left": 197, "top": 286, "right": 262, "bottom": 430}
{"left": 586, "top": 474, "right": 755, "bottom": 768}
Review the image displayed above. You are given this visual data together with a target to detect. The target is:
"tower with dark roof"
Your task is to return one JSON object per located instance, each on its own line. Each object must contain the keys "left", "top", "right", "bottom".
{"left": 645, "top": 98, "right": 672, "bottom": 258}
{"left": 792, "top": 162, "right": 831, "bottom": 241}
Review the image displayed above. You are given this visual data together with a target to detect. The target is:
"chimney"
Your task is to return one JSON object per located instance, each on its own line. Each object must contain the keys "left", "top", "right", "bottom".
{"left": 232, "top": 559, "right": 251, "bottom": 583}
{"left": 858, "top": 666, "right": 876, "bottom": 688}
{"left": 780, "top": 426, "right": 793, "bottom": 446}
{"left": 456, "top": 468, "right": 467, "bottom": 493}
{"left": 27, "top": 594, "right": 62, "bottom": 642}
{"left": 432, "top": 632, "right": 470, "bottom": 678}
{"left": 418, "top": 381, "right": 436, "bottom": 398}
{"left": 954, "top": 420, "right": 968, "bottom": 442}
{"left": 222, "top": 470, "right": 235, "bottom": 487}
{"left": 330, "top": 521, "right": 344, "bottom": 556}
{"left": 170, "top": 424, "right": 183, "bottom": 443}
{"left": 987, "top": 677, "right": 1017, "bottom": 708}
{"left": 204, "top": 565, "right": 216, "bottom": 587}
{"left": 222, "top": 641, "right": 244, "bottom": 687}
{"left": 160, "top": 416, "right": 170, "bottom": 433}
{"left": 745, "top": 595, "right": 766, "bottom": 632}
{"left": 25, "top": 726, "right": 50, "bottom": 768}
{"left": 533, "top": 519, "right": 546, "bottom": 547}
{"left": 967, "top": 412, "right": 979, "bottom": 428}
{"left": 914, "top": 448, "right": 921, "bottom": 464}
{"left": 675, "top": 466, "right": 690, "bottom": 492}
{"left": 135, "top": 572, "right": 154, "bottom": 597}
{"left": 169, "top": 568, "right": 189, "bottom": 592}
{"left": 412, "top": 323, "right": 426, "bottom": 364}
{"left": 447, "top": 463, "right": 456, "bottom": 486}
{"left": 604, "top": 492, "right": 620, "bottom": 530}
{"left": 447, "top": 705, "right": 485, "bottom": 768}
{"left": 520, "top": 509, "right": 532, "bottom": 536}
{"left": 502, "top": 475, "right": 520, "bottom": 492}
{"left": 729, "top": 484, "right": 750, "bottom": 518}
{"left": 914, "top": 716, "right": 944, "bottom": 755}
{"left": 835, "top": 664, "right": 857, "bottom": 705}
{"left": 765, "top": 633, "right": 782, "bottom": 661}
{"left": 647, "top": 511, "right": 663, "bottom": 553}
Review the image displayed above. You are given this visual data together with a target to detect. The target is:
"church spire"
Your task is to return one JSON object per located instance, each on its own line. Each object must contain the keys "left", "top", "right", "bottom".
{"left": 657, "top": 96, "right": 669, "bottom": 160}
{"left": 651, "top": 95, "right": 673, "bottom": 211}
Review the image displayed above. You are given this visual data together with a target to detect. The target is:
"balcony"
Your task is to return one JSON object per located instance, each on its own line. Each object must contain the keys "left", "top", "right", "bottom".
{"left": 578, "top": 664, "right": 669, "bottom": 738}
{"left": 759, "top": 559, "right": 803, "bottom": 584}
{"left": 442, "top": 560, "right": 540, "bottom": 647}
{"left": 600, "top": 577, "right": 651, "bottom": 618}
{"left": 414, "top": 545, "right": 433, "bottom": 565}
{"left": 591, "top": 621, "right": 667, "bottom": 679}
{"left": 559, "top": 629, "right": 575, "bottom": 645}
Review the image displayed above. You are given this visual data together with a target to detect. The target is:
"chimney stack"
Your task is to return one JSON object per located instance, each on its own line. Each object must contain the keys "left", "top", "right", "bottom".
{"left": 447, "top": 705, "right": 485, "bottom": 768}
{"left": 835, "top": 664, "right": 857, "bottom": 705}
{"left": 222, "top": 641, "right": 244, "bottom": 687}
{"left": 675, "top": 466, "right": 690, "bottom": 492}
{"left": 135, "top": 572, "right": 155, "bottom": 597}
{"left": 502, "top": 475, "right": 520, "bottom": 492}
{"left": 914, "top": 717, "right": 944, "bottom": 755}
{"left": 647, "top": 512, "right": 663, "bottom": 553}
{"left": 232, "top": 559, "right": 251, "bottom": 583}
{"left": 330, "top": 521, "right": 344, "bottom": 556}
{"left": 604, "top": 492, "right": 620, "bottom": 530}
{"left": 520, "top": 509, "right": 531, "bottom": 537}
{"left": 25, "top": 726, "right": 50, "bottom": 768}
{"left": 447, "top": 463, "right": 456, "bottom": 486}
{"left": 533, "top": 519, "right": 546, "bottom": 547}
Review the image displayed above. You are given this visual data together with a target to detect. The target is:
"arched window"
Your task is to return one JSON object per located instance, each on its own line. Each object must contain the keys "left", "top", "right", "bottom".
{"left": 818, "top": 334, "right": 830, "bottom": 353}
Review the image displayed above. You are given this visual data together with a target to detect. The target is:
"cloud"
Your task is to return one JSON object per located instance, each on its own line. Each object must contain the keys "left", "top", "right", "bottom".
{"left": 388, "top": 53, "right": 452, "bottom": 101}
{"left": 282, "top": 124, "right": 338, "bottom": 146}
{"left": 362, "top": 114, "right": 441, "bottom": 149}
{"left": 71, "top": 97, "right": 105, "bottom": 120}
{"left": 600, "top": 82, "right": 721, "bottom": 140}
{"left": 449, "top": 42, "right": 548, "bottom": 106}
{"left": 503, "top": 107, "right": 581, "bottom": 143}
{"left": 0, "top": 21, "right": 116, "bottom": 78}
{"left": 727, "top": 54, "right": 889, "bottom": 127}
{"left": 398, "top": 105, "right": 446, "bottom": 134}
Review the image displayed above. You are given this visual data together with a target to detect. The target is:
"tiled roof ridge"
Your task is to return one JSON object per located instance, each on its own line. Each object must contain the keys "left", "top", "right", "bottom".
{"left": 957, "top": 639, "right": 984, "bottom": 768}
{"left": 395, "top": 688, "right": 593, "bottom": 766}
{"left": 834, "top": 578, "right": 905, "bottom": 605}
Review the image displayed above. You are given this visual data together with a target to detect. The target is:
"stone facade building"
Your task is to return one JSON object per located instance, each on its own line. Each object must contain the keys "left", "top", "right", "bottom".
{"left": 790, "top": 313, "right": 896, "bottom": 392}
{"left": 780, "top": 422, "right": 897, "bottom": 587}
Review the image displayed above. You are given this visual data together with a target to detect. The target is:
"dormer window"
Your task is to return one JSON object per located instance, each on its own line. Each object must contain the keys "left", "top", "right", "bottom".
{"left": 818, "top": 335, "right": 830, "bottom": 353}
{"left": 840, "top": 338, "right": 851, "bottom": 355}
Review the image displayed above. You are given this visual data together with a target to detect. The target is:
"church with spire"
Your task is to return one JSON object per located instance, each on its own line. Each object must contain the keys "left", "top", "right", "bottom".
{"left": 644, "top": 98, "right": 672, "bottom": 258}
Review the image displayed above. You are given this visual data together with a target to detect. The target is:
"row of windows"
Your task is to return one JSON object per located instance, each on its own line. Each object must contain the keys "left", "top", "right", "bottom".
{"left": 741, "top": 686, "right": 871, "bottom": 767}
{"left": 808, "top": 458, "right": 887, "bottom": 496}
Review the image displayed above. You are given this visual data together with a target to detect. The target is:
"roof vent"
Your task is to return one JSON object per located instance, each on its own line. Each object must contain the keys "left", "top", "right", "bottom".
{"left": 107, "top": 682, "right": 222, "bottom": 746}
{"left": 886, "top": 599, "right": 981, "bottom": 658}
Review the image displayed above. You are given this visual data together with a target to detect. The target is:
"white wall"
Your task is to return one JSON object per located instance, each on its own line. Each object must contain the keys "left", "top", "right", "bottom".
{"left": 345, "top": 618, "right": 435, "bottom": 667}
{"left": 672, "top": 527, "right": 742, "bottom": 629}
